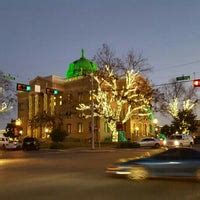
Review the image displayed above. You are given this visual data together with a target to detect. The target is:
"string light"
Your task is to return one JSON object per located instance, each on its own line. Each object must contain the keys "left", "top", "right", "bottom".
{"left": 77, "top": 66, "right": 151, "bottom": 142}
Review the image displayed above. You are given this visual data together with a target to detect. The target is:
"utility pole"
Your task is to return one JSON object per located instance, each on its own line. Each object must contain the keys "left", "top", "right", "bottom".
{"left": 91, "top": 73, "right": 95, "bottom": 150}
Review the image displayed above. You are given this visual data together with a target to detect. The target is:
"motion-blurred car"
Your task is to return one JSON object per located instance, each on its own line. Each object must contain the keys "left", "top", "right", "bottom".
{"left": 106, "top": 148, "right": 200, "bottom": 181}
{"left": 22, "top": 137, "right": 40, "bottom": 150}
{"left": 5, "top": 138, "right": 22, "bottom": 150}
{"left": 165, "top": 134, "right": 194, "bottom": 148}
{"left": 138, "top": 137, "right": 163, "bottom": 148}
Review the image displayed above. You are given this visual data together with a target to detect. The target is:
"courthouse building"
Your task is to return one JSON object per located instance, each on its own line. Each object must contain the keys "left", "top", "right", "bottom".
{"left": 17, "top": 50, "right": 154, "bottom": 142}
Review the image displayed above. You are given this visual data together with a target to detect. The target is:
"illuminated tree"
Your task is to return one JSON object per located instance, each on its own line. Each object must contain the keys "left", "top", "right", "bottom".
{"left": 154, "top": 78, "right": 198, "bottom": 113}
{"left": 168, "top": 98, "right": 198, "bottom": 134}
{"left": 77, "top": 66, "right": 152, "bottom": 142}
{"left": 0, "top": 70, "right": 16, "bottom": 114}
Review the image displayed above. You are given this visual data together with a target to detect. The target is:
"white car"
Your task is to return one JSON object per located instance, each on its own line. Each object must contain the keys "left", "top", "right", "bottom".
{"left": 165, "top": 134, "right": 194, "bottom": 148}
{"left": 5, "top": 138, "right": 22, "bottom": 150}
{"left": 0, "top": 135, "right": 9, "bottom": 149}
{"left": 138, "top": 137, "right": 163, "bottom": 148}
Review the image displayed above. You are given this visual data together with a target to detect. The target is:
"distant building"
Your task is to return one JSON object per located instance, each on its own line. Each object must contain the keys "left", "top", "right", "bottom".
{"left": 17, "top": 50, "right": 155, "bottom": 142}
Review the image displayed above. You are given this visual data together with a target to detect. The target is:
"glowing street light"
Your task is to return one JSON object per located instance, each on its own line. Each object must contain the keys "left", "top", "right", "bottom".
{"left": 15, "top": 119, "right": 22, "bottom": 126}
{"left": 153, "top": 118, "right": 158, "bottom": 125}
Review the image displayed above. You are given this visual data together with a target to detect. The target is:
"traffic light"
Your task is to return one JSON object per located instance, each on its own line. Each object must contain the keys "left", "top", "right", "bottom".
{"left": 193, "top": 79, "right": 200, "bottom": 87}
{"left": 46, "top": 88, "right": 59, "bottom": 95}
{"left": 16, "top": 83, "right": 31, "bottom": 92}
{"left": 53, "top": 89, "right": 59, "bottom": 95}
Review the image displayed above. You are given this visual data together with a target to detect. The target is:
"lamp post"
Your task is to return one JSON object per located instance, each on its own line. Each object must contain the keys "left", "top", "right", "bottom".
{"left": 91, "top": 73, "right": 95, "bottom": 150}
{"left": 135, "top": 127, "right": 139, "bottom": 137}
{"left": 45, "top": 128, "right": 49, "bottom": 138}
{"left": 153, "top": 118, "right": 158, "bottom": 136}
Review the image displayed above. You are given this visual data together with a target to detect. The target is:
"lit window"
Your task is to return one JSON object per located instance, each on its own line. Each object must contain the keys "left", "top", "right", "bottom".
{"left": 66, "top": 124, "right": 71, "bottom": 134}
{"left": 78, "top": 123, "right": 83, "bottom": 133}
{"left": 34, "top": 85, "right": 41, "bottom": 93}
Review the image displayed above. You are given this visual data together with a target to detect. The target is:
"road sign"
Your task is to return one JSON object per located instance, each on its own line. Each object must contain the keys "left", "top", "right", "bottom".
{"left": 176, "top": 75, "right": 190, "bottom": 81}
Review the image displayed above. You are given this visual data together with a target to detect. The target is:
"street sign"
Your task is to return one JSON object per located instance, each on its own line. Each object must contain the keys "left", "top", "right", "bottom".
{"left": 176, "top": 75, "right": 190, "bottom": 81}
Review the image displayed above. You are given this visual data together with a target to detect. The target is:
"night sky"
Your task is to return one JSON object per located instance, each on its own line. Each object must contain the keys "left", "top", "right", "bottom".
{"left": 1, "top": 0, "right": 200, "bottom": 128}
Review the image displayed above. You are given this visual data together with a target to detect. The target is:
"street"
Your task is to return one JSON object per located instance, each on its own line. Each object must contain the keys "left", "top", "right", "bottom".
{"left": 1, "top": 148, "right": 200, "bottom": 200}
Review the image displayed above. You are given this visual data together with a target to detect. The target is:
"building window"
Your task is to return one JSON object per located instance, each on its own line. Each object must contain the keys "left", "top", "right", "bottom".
{"left": 66, "top": 112, "right": 72, "bottom": 119}
{"left": 66, "top": 94, "right": 72, "bottom": 103}
{"left": 78, "top": 92, "right": 83, "bottom": 102}
{"left": 78, "top": 123, "right": 83, "bottom": 133}
{"left": 66, "top": 124, "right": 72, "bottom": 134}
{"left": 78, "top": 111, "right": 84, "bottom": 118}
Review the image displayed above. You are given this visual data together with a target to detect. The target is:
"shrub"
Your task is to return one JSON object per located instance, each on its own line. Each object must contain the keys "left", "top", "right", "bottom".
{"left": 50, "top": 128, "right": 66, "bottom": 142}
{"left": 104, "top": 137, "right": 112, "bottom": 143}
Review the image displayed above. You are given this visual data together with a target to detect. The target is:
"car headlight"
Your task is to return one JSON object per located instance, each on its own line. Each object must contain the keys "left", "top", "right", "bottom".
{"left": 163, "top": 140, "right": 167, "bottom": 145}
{"left": 174, "top": 140, "right": 179, "bottom": 146}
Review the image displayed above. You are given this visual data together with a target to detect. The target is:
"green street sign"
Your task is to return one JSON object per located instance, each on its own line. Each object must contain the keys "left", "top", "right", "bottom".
{"left": 176, "top": 75, "right": 190, "bottom": 81}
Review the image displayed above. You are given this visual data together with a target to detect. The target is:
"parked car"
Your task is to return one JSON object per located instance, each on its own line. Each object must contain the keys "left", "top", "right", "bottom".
{"left": 0, "top": 135, "right": 9, "bottom": 149}
{"left": 5, "top": 138, "right": 22, "bottom": 150}
{"left": 106, "top": 148, "right": 200, "bottom": 181}
{"left": 165, "top": 134, "right": 194, "bottom": 148}
{"left": 194, "top": 136, "right": 200, "bottom": 144}
{"left": 22, "top": 137, "right": 40, "bottom": 150}
{"left": 138, "top": 137, "right": 163, "bottom": 148}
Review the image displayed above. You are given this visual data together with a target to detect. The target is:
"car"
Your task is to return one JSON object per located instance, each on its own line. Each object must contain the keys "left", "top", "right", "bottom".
{"left": 194, "top": 136, "right": 200, "bottom": 144}
{"left": 22, "top": 137, "right": 40, "bottom": 150}
{"left": 165, "top": 134, "right": 194, "bottom": 148}
{"left": 0, "top": 135, "right": 9, "bottom": 149}
{"left": 5, "top": 138, "right": 22, "bottom": 150}
{"left": 138, "top": 137, "right": 163, "bottom": 148}
{"left": 106, "top": 148, "right": 200, "bottom": 181}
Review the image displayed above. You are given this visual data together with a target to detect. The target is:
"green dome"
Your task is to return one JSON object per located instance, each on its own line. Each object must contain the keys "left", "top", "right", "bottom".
{"left": 66, "top": 49, "right": 98, "bottom": 79}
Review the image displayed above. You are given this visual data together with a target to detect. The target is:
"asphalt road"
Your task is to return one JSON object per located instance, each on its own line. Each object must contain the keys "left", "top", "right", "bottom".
{"left": 1, "top": 148, "right": 200, "bottom": 200}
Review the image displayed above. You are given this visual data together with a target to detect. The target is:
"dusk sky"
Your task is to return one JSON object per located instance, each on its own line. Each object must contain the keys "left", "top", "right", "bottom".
{"left": 1, "top": 0, "right": 200, "bottom": 128}
{"left": 1, "top": 0, "right": 200, "bottom": 85}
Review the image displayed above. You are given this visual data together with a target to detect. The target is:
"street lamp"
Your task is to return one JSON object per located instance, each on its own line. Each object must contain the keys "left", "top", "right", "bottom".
{"left": 45, "top": 128, "right": 50, "bottom": 138}
{"left": 153, "top": 118, "right": 158, "bottom": 125}
{"left": 153, "top": 118, "right": 158, "bottom": 136}
{"left": 91, "top": 72, "right": 95, "bottom": 150}
{"left": 15, "top": 119, "right": 22, "bottom": 126}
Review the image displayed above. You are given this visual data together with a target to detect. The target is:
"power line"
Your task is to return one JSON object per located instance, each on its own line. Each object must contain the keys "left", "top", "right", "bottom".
{"left": 153, "top": 80, "right": 193, "bottom": 87}
{"left": 154, "top": 60, "right": 200, "bottom": 71}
